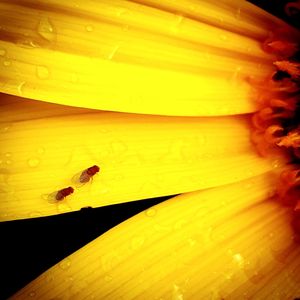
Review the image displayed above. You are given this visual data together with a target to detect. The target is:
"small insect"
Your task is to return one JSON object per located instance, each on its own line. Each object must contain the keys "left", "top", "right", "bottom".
{"left": 44, "top": 186, "right": 75, "bottom": 204}
{"left": 79, "top": 165, "right": 100, "bottom": 183}
{"left": 55, "top": 186, "right": 74, "bottom": 201}
{"left": 72, "top": 165, "right": 100, "bottom": 187}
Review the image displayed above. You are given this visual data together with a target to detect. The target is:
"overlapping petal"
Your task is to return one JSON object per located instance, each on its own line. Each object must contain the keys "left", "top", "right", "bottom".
{"left": 0, "top": 0, "right": 290, "bottom": 115}
{"left": 10, "top": 173, "right": 300, "bottom": 299}
{"left": 0, "top": 96, "right": 280, "bottom": 221}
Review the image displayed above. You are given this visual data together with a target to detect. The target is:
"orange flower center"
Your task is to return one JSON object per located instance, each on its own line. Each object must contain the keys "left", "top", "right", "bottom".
{"left": 252, "top": 25, "right": 300, "bottom": 238}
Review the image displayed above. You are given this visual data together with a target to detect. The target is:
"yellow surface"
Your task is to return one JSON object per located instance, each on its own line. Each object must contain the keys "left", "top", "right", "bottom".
{"left": 0, "top": 0, "right": 281, "bottom": 116}
{"left": 0, "top": 97, "right": 281, "bottom": 221}
{"left": 11, "top": 173, "right": 300, "bottom": 299}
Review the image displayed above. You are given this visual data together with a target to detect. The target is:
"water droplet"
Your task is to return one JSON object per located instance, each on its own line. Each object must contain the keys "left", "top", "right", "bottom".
{"left": 0, "top": 48, "right": 6, "bottom": 56}
{"left": 17, "top": 39, "right": 39, "bottom": 49}
{"left": 59, "top": 258, "right": 71, "bottom": 270}
{"left": 232, "top": 253, "right": 244, "bottom": 268}
{"left": 111, "top": 139, "right": 127, "bottom": 156}
{"left": 235, "top": 7, "right": 241, "bottom": 20}
{"left": 131, "top": 235, "right": 145, "bottom": 250}
{"left": 272, "top": 159, "right": 280, "bottom": 169}
{"left": 46, "top": 274, "right": 54, "bottom": 282}
{"left": 0, "top": 123, "right": 11, "bottom": 133}
{"left": 17, "top": 81, "right": 26, "bottom": 96}
{"left": 107, "top": 45, "right": 119, "bottom": 60}
{"left": 28, "top": 291, "right": 36, "bottom": 297}
{"left": 122, "top": 25, "right": 129, "bottom": 32}
{"left": 28, "top": 158, "right": 40, "bottom": 168}
{"left": 6, "top": 159, "right": 12, "bottom": 165}
{"left": 246, "top": 170, "right": 254, "bottom": 177}
{"left": 29, "top": 211, "right": 42, "bottom": 218}
{"left": 145, "top": 207, "right": 156, "bottom": 217}
{"left": 5, "top": 152, "right": 12, "bottom": 158}
{"left": 220, "top": 34, "right": 227, "bottom": 41}
{"left": 116, "top": 8, "right": 127, "bottom": 16}
{"left": 86, "top": 25, "right": 94, "bottom": 32}
{"left": 37, "top": 17, "right": 56, "bottom": 42}
{"left": 101, "top": 252, "right": 121, "bottom": 272}
{"left": 3, "top": 60, "right": 11, "bottom": 67}
{"left": 172, "top": 284, "right": 184, "bottom": 300}
{"left": 244, "top": 182, "right": 253, "bottom": 189}
{"left": 288, "top": 263, "right": 300, "bottom": 283}
{"left": 243, "top": 258, "right": 265, "bottom": 284}
{"left": 170, "top": 15, "right": 184, "bottom": 33}
{"left": 187, "top": 238, "right": 196, "bottom": 247}
{"left": 57, "top": 202, "right": 72, "bottom": 213}
{"left": 104, "top": 275, "right": 113, "bottom": 282}
{"left": 37, "top": 147, "right": 45, "bottom": 155}
{"left": 36, "top": 65, "right": 50, "bottom": 79}
{"left": 174, "top": 219, "right": 187, "bottom": 230}
{"left": 269, "top": 236, "right": 293, "bottom": 263}
{"left": 71, "top": 73, "right": 78, "bottom": 83}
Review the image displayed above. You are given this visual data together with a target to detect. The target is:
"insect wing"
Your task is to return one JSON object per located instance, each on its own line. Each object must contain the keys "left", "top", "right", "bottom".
{"left": 72, "top": 170, "right": 90, "bottom": 188}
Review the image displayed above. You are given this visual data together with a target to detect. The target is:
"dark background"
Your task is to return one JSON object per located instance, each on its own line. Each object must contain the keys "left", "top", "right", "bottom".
{"left": 0, "top": 196, "right": 172, "bottom": 299}
{"left": 1, "top": 1, "right": 299, "bottom": 299}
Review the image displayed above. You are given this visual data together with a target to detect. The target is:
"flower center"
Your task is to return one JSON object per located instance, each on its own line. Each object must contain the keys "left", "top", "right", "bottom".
{"left": 251, "top": 26, "right": 300, "bottom": 239}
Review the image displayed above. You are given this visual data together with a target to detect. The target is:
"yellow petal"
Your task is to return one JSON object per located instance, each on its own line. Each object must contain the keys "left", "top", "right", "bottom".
{"left": 10, "top": 173, "right": 300, "bottom": 299}
{"left": 0, "top": 0, "right": 280, "bottom": 115}
{"left": 0, "top": 93, "right": 94, "bottom": 122}
{"left": 0, "top": 99, "right": 278, "bottom": 221}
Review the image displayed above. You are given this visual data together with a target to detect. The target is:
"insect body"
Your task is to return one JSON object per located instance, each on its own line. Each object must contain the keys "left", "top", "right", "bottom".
{"left": 79, "top": 165, "right": 100, "bottom": 184}
{"left": 56, "top": 186, "right": 74, "bottom": 201}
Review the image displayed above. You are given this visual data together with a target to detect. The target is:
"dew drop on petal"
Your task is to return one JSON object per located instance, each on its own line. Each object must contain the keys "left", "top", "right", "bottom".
{"left": 28, "top": 211, "right": 42, "bottom": 218}
{"left": 187, "top": 238, "right": 196, "bottom": 247}
{"left": 36, "top": 65, "right": 50, "bottom": 79}
{"left": 232, "top": 253, "right": 245, "bottom": 268}
{"left": 71, "top": 73, "right": 78, "bottom": 83}
{"left": 46, "top": 274, "right": 54, "bottom": 283}
{"left": 28, "top": 291, "right": 36, "bottom": 297}
{"left": 59, "top": 258, "right": 71, "bottom": 270}
{"left": 101, "top": 252, "right": 120, "bottom": 272}
{"left": 28, "top": 158, "right": 40, "bottom": 168}
{"left": 220, "top": 34, "right": 227, "bottom": 41}
{"left": 3, "top": 60, "right": 11, "bottom": 67}
{"left": 107, "top": 45, "right": 119, "bottom": 60}
{"left": 235, "top": 7, "right": 241, "bottom": 20}
{"left": 0, "top": 48, "right": 6, "bottom": 56}
{"left": 145, "top": 207, "right": 156, "bottom": 217}
{"left": 243, "top": 257, "right": 265, "bottom": 284}
{"left": 131, "top": 235, "right": 145, "bottom": 250}
{"left": 104, "top": 275, "right": 113, "bottom": 282}
{"left": 37, "top": 17, "right": 55, "bottom": 42}
{"left": 172, "top": 284, "right": 184, "bottom": 300}
{"left": 174, "top": 219, "right": 187, "bottom": 230}
{"left": 17, "top": 39, "right": 39, "bottom": 49}
{"left": 111, "top": 139, "right": 128, "bottom": 156}
{"left": 85, "top": 25, "right": 94, "bottom": 32}
{"left": 17, "top": 81, "right": 26, "bottom": 96}
{"left": 0, "top": 123, "right": 11, "bottom": 133}
{"left": 37, "top": 147, "right": 45, "bottom": 155}
{"left": 244, "top": 182, "right": 253, "bottom": 189}
{"left": 57, "top": 202, "right": 72, "bottom": 213}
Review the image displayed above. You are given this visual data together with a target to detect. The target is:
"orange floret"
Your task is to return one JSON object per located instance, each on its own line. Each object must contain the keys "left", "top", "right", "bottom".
{"left": 253, "top": 26, "right": 300, "bottom": 238}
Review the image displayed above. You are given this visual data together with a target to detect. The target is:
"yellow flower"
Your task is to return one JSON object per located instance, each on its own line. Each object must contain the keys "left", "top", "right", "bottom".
{"left": 0, "top": 0, "right": 299, "bottom": 299}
